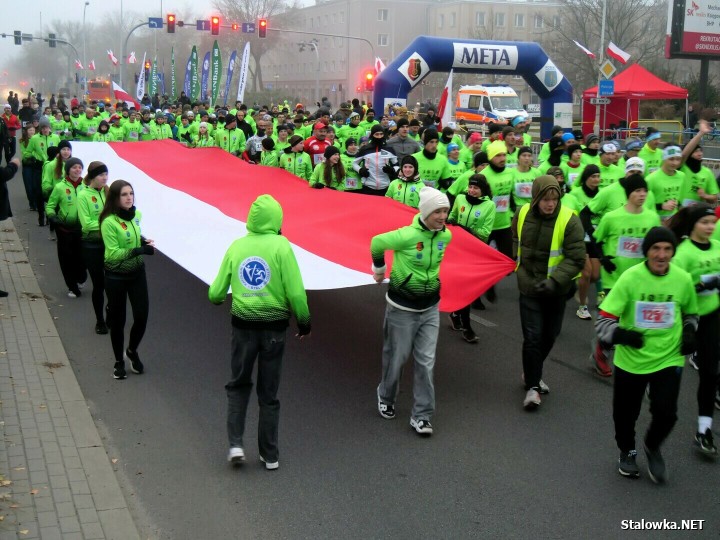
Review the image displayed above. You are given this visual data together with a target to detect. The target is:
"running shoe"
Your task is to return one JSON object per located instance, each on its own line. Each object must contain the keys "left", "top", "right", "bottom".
{"left": 644, "top": 443, "right": 667, "bottom": 484}
{"left": 228, "top": 447, "right": 246, "bottom": 464}
{"left": 95, "top": 322, "right": 108, "bottom": 335}
{"left": 523, "top": 389, "right": 541, "bottom": 410}
{"left": 125, "top": 349, "right": 144, "bottom": 374}
{"left": 410, "top": 418, "right": 433, "bottom": 435}
{"left": 521, "top": 373, "right": 550, "bottom": 394}
{"left": 694, "top": 429, "right": 718, "bottom": 457}
{"left": 377, "top": 395, "right": 395, "bottom": 420}
{"left": 576, "top": 305, "right": 591, "bottom": 320}
{"left": 618, "top": 450, "right": 640, "bottom": 478}
{"left": 67, "top": 289, "right": 81, "bottom": 298}
{"left": 113, "top": 361, "right": 127, "bottom": 380}
{"left": 688, "top": 352, "right": 699, "bottom": 371}
{"left": 260, "top": 456, "right": 279, "bottom": 470}
{"left": 462, "top": 329, "right": 478, "bottom": 343}
{"left": 448, "top": 312, "right": 463, "bottom": 331}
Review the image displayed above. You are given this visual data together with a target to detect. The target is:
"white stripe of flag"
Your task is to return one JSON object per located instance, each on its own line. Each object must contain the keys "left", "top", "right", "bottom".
{"left": 573, "top": 40, "right": 596, "bottom": 59}
{"left": 606, "top": 42, "right": 631, "bottom": 64}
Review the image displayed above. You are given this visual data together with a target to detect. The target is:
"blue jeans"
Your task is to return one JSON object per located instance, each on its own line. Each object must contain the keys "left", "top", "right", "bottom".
{"left": 377, "top": 303, "right": 439, "bottom": 421}
{"left": 519, "top": 294, "right": 567, "bottom": 390}
{"left": 226, "top": 327, "right": 286, "bottom": 462}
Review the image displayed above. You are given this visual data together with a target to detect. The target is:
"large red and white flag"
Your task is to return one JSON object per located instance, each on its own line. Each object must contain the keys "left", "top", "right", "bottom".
{"left": 606, "top": 42, "right": 630, "bottom": 64}
{"left": 573, "top": 40, "right": 596, "bottom": 59}
{"left": 107, "top": 50, "right": 118, "bottom": 66}
{"left": 128, "top": 51, "right": 137, "bottom": 64}
{"left": 74, "top": 60, "right": 83, "bottom": 70}
{"left": 111, "top": 82, "right": 141, "bottom": 110}
{"left": 436, "top": 69, "right": 453, "bottom": 131}
{"left": 88, "top": 60, "right": 96, "bottom": 71}
{"left": 69, "top": 141, "right": 514, "bottom": 312}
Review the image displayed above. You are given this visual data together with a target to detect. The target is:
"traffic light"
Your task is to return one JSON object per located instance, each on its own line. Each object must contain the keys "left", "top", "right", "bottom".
{"left": 167, "top": 14, "right": 176, "bottom": 33}
{"left": 231, "top": 23, "right": 239, "bottom": 31}
{"left": 48, "top": 33, "right": 56, "bottom": 48}
{"left": 258, "top": 19, "right": 267, "bottom": 38}
{"left": 364, "top": 70, "right": 375, "bottom": 91}
{"left": 211, "top": 16, "right": 220, "bottom": 35}
{"left": 13, "top": 31, "right": 21, "bottom": 46}
{"left": 145, "top": 61, "right": 151, "bottom": 70}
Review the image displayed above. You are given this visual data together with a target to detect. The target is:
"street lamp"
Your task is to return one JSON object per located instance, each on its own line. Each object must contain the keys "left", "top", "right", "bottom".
{"left": 298, "top": 39, "right": 319, "bottom": 106}
{"left": 83, "top": 1, "right": 89, "bottom": 102}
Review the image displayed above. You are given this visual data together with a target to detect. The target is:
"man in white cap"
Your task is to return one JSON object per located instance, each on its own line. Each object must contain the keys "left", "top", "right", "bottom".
{"left": 371, "top": 186, "right": 452, "bottom": 436}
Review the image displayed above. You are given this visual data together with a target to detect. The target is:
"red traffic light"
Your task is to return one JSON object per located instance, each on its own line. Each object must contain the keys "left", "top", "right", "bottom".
{"left": 167, "top": 14, "right": 176, "bottom": 33}
{"left": 364, "top": 70, "right": 375, "bottom": 91}
{"left": 231, "top": 23, "right": 239, "bottom": 31}
{"left": 258, "top": 18, "right": 267, "bottom": 38}
{"left": 211, "top": 16, "right": 220, "bottom": 35}
{"left": 145, "top": 61, "right": 151, "bottom": 69}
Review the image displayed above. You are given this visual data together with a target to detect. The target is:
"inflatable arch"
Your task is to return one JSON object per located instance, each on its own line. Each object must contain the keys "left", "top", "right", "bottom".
{"left": 374, "top": 36, "right": 573, "bottom": 141}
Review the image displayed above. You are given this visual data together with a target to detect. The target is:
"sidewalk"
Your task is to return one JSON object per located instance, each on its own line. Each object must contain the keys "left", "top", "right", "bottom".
{"left": 0, "top": 221, "right": 140, "bottom": 540}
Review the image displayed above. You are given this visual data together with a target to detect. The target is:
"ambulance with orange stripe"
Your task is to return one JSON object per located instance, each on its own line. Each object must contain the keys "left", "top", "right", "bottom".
{"left": 455, "top": 84, "right": 527, "bottom": 126}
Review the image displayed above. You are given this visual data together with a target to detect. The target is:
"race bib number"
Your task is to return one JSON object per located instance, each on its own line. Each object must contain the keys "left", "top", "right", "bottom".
{"left": 699, "top": 274, "right": 718, "bottom": 296}
{"left": 634, "top": 301, "right": 675, "bottom": 329}
{"left": 617, "top": 236, "right": 643, "bottom": 258}
{"left": 568, "top": 172, "right": 579, "bottom": 186}
{"left": 87, "top": 126, "right": 96, "bottom": 135}
{"left": 313, "top": 154, "right": 325, "bottom": 166}
{"left": 129, "top": 132, "right": 138, "bottom": 140}
{"left": 493, "top": 195, "right": 510, "bottom": 213}
{"left": 505, "top": 162, "right": 518, "bottom": 169}
{"left": 344, "top": 177, "right": 358, "bottom": 189}
{"left": 422, "top": 179, "right": 437, "bottom": 188}
{"left": 682, "top": 198, "right": 698, "bottom": 208}
{"left": 514, "top": 182, "right": 532, "bottom": 199}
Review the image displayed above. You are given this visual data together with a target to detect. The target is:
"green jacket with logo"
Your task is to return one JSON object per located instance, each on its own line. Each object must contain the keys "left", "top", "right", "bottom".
{"left": 46, "top": 178, "right": 85, "bottom": 230}
{"left": 77, "top": 187, "right": 106, "bottom": 242}
{"left": 100, "top": 209, "right": 146, "bottom": 274}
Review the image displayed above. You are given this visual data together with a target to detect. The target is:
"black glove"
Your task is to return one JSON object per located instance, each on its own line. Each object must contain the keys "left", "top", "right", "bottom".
{"left": 382, "top": 163, "right": 397, "bottom": 179}
{"left": 438, "top": 177, "right": 453, "bottom": 190}
{"left": 600, "top": 255, "right": 617, "bottom": 273}
{"left": 311, "top": 183, "right": 324, "bottom": 189}
{"left": 534, "top": 278, "right": 557, "bottom": 296}
{"left": 613, "top": 328, "right": 644, "bottom": 348}
{"left": 131, "top": 245, "right": 155, "bottom": 256}
{"left": 358, "top": 166, "right": 370, "bottom": 178}
{"left": 181, "top": 132, "right": 192, "bottom": 142}
{"left": 681, "top": 325, "right": 697, "bottom": 356}
{"left": 297, "top": 322, "right": 311, "bottom": 336}
{"left": 697, "top": 275, "right": 720, "bottom": 292}
{"left": 47, "top": 215, "right": 59, "bottom": 226}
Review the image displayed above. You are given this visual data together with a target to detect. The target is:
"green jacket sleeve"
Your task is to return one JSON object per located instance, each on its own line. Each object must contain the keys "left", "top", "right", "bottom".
{"left": 208, "top": 247, "right": 232, "bottom": 304}
{"left": 279, "top": 242, "right": 311, "bottom": 328}
{"left": 45, "top": 183, "right": 61, "bottom": 218}
{"left": 41, "top": 161, "right": 57, "bottom": 198}
{"left": 477, "top": 200, "right": 496, "bottom": 242}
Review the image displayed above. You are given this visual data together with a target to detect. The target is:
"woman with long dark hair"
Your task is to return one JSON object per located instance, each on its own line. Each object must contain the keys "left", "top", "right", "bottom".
{"left": 99, "top": 180, "right": 154, "bottom": 380}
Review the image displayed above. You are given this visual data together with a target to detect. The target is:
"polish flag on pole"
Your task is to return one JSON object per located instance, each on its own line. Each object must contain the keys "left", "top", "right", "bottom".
{"left": 107, "top": 50, "right": 119, "bottom": 66}
{"left": 88, "top": 60, "right": 96, "bottom": 71}
{"left": 606, "top": 42, "right": 631, "bottom": 64}
{"left": 374, "top": 57, "right": 386, "bottom": 74}
{"left": 573, "top": 40, "right": 596, "bottom": 59}
{"left": 112, "top": 82, "right": 141, "bottom": 110}
{"left": 436, "top": 69, "right": 453, "bottom": 130}
{"left": 74, "top": 60, "right": 83, "bottom": 70}
{"left": 128, "top": 51, "right": 137, "bottom": 64}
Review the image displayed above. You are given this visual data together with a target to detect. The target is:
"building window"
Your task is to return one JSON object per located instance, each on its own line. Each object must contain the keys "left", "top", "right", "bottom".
{"left": 475, "top": 11, "right": 485, "bottom": 26}
{"left": 450, "top": 13, "right": 456, "bottom": 27}
{"left": 309, "top": 18, "right": 313, "bottom": 28}
{"left": 378, "top": 34, "right": 389, "bottom": 46}
{"left": 514, "top": 14, "right": 524, "bottom": 27}
{"left": 324, "top": 15, "right": 328, "bottom": 26}
{"left": 339, "top": 12, "right": 344, "bottom": 23}
{"left": 331, "top": 61, "right": 336, "bottom": 72}
{"left": 553, "top": 16, "right": 561, "bottom": 27}
{"left": 495, "top": 13, "right": 505, "bottom": 27}
{"left": 378, "top": 9, "right": 388, "bottom": 21}
{"left": 438, "top": 14, "right": 444, "bottom": 28}
{"left": 534, "top": 15, "right": 544, "bottom": 29}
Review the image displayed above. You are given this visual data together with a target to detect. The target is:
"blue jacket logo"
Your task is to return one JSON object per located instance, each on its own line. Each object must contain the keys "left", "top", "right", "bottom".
{"left": 239, "top": 256, "right": 271, "bottom": 291}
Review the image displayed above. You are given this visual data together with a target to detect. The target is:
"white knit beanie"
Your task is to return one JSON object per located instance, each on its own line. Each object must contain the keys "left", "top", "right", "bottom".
{"left": 418, "top": 186, "right": 450, "bottom": 221}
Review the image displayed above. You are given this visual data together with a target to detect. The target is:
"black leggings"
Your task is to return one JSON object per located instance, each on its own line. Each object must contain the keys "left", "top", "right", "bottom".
{"left": 31, "top": 167, "right": 45, "bottom": 225}
{"left": 81, "top": 240, "right": 105, "bottom": 323}
{"left": 489, "top": 227, "right": 513, "bottom": 259}
{"left": 105, "top": 268, "right": 149, "bottom": 364}
{"left": 55, "top": 228, "right": 87, "bottom": 292}
{"left": 696, "top": 309, "right": 719, "bottom": 418}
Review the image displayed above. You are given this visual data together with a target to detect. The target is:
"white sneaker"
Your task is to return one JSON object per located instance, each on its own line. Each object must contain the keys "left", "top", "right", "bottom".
{"left": 410, "top": 418, "right": 433, "bottom": 435}
{"left": 576, "top": 305, "right": 591, "bottom": 320}
{"left": 521, "top": 373, "right": 550, "bottom": 394}
{"left": 260, "top": 456, "right": 279, "bottom": 470}
{"left": 523, "top": 389, "right": 541, "bottom": 410}
{"left": 227, "top": 447, "right": 245, "bottom": 464}
{"left": 67, "top": 291, "right": 78, "bottom": 298}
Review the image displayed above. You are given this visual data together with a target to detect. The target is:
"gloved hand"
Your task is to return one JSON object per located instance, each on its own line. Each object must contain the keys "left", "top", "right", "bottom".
{"left": 600, "top": 255, "right": 617, "bottom": 273}
{"left": 131, "top": 245, "right": 155, "bottom": 256}
{"left": 181, "top": 132, "right": 192, "bottom": 143}
{"left": 311, "top": 183, "right": 324, "bottom": 189}
{"left": 296, "top": 323, "right": 311, "bottom": 337}
{"left": 534, "top": 278, "right": 557, "bottom": 296}
{"left": 359, "top": 166, "right": 370, "bottom": 178}
{"left": 438, "top": 177, "right": 453, "bottom": 190}
{"left": 47, "top": 215, "right": 59, "bottom": 227}
{"left": 613, "top": 328, "right": 644, "bottom": 348}
{"left": 382, "top": 163, "right": 397, "bottom": 179}
{"left": 681, "top": 324, "right": 697, "bottom": 355}
{"left": 697, "top": 275, "right": 720, "bottom": 292}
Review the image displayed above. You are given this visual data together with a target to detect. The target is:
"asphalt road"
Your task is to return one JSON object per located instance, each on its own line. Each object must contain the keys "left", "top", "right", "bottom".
{"left": 6, "top": 173, "right": 720, "bottom": 539}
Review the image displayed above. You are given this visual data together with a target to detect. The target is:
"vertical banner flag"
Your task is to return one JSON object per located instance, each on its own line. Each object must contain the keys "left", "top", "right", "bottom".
{"left": 436, "top": 69, "right": 453, "bottom": 130}
{"left": 210, "top": 40, "right": 222, "bottom": 106}
{"left": 223, "top": 50, "right": 238, "bottom": 106}
{"left": 200, "top": 51, "right": 210, "bottom": 101}
{"left": 149, "top": 57, "right": 158, "bottom": 96}
{"left": 136, "top": 51, "right": 147, "bottom": 101}
{"left": 190, "top": 46, "right": 200, "bottom": 100}
{"left": 236, "top": 42, "right": 251, "bottom": 104}
{"left": 170, "top": 47, "right": 177, "bottom": 101}
{"left": 183, "top": 51, "right": 192, "bottom": 97}
{"left": 158, "top": 72, "right": 166, "bottom": 96}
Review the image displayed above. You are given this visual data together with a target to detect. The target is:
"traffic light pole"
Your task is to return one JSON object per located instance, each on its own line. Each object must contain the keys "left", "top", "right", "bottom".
{"left": 268, "top": 27, "right": 376, "bottom": 64}
{"left": 120, "top": 22, "right": 150, "bottom": 89}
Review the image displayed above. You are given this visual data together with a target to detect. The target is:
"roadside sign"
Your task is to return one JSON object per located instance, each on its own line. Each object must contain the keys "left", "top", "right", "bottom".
{"left": 590, "top": 97, "right": 611, "bottom": 105}
{"left": 598, "top": 79, "right": 615, "bottom": 97}
{"left": 197, "top": 20, "right": 210, "bottom": 31}
{"left": 241, "top": 22, "right": 255, "bottom": 33}
{"left": 600, "top": 60, "right": 616, "bottom": 79}
{"left": 148, "top": 17, "right": 163, "bottom": 28}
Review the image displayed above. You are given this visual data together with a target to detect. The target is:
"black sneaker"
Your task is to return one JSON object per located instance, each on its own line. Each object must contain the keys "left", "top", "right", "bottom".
{"left": 462, "top": 329, "right": 478, "bottom": 343}
{"left": 377, "top": 395, "right": 395, "bottom": 419}
{"left": 113, "top": 362, "right": 127, "bottom": 380}
{"left": 485, "top": 286, "right": 497, "bottom": 304}
{"left": 95, "top": 322, "right": 108, "bottom": 335}
{"left": 410, "top": 418, "right": 433, "bottom": 436}
{"left": 644, "top": 443, "right": 667, "bottom": 484}
{"left": 125, "top": 349, "right": 144, "bottom": 374}
{"left": 618, "top": 450, "right": 640, "bottom": 478}
{"left": 448, "top": 312, "right": 463, "bottom": 331}
{"left": 694, "top": 429, "right": 718, "bottom": 457}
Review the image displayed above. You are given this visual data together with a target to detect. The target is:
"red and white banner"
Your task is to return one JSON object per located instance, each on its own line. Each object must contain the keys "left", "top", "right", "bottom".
{"left": 88, "top": 60, "right": 96, "bottom": 71}
{"left": 69, "top": 141, "right": 515, "bottom": 312}
{"left": 374, "top": 57, "right": 386, "bottom": 74}
{"left": 111, "top": 82, "right": 141, "bottom": 110}
{"left": 606, "top": 42, "right": 630, "bottom": 64}
{"left": 436, "top": 69, "right": 453, "bottom": 131}
{"left": 107, "top": 50, "right": 118, "bottom": 66}
{"left": 573, "top": 40, "right": 596, "bottom": 59}
{"left": 74, "top": 60, "right": 83, "bottom": 70}
{"left": 128, "top": 51, "right": 137, "bottom": 64}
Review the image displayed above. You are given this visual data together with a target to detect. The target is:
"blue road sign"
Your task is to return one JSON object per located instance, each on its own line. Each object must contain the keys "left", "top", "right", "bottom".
{"left": 148, "top": 17, "right": 163, "bottom": 29}
{"left": 197, "top": 20, "right": 210, "bottom": 31}
{"left": 599, "top": 79, "right": 615, "bottom": 97}
{"left": 242, "top": 22, "right": 256, "bottom": 33}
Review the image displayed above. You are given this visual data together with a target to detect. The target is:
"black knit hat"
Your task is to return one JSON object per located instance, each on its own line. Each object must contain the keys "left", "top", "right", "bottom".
{"left": 57, "top": 140, "right": 72, "bottom": 152}
{"left": 423, "top": 128, "right": 439, "bottom": 145}
{"left": 642, "top": 227, "right": 677, "bottom": 256}
{"left": 64, "top": 157, "right": 83, "bottom": 175}
{"left": 686, "top": 204, "right": 716, "bottom": 233}
{"left": 622, "top": 173, "right": 648, "bottom": 198}
{"left": 324, "top": 145, "right": 340, "bottom": 159}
